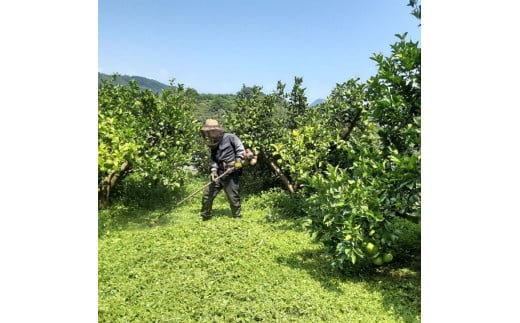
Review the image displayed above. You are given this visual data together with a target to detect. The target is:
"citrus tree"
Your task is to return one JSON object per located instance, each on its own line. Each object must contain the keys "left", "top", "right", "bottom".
{"left": 265, "top": 32, "right": 421, "bottom": 268}
{"left": 98, "top": 78, "right": 199, "bottom": 208}
{"left": 224, "top": 79, "right": 308, "bottom": 192}
{"left": 367, "top": 32, "right": 421, "bottom": 223}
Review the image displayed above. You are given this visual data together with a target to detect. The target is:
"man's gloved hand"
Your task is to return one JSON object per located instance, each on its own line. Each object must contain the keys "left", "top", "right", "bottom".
{"left": 234, "top": 160, "right": 243, "bottom": 170}
{"left": 211, "top": 171, "right": 218, "bottom": 182}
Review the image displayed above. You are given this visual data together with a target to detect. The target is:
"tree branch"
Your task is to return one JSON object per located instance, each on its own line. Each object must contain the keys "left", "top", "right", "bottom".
{"left": 267, "top": 157, "right": 295, "bottom": 194}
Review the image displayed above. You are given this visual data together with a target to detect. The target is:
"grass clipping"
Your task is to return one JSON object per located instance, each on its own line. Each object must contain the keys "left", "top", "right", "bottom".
{"left": 99, "top": 185, "right": 420, "bottom": 322}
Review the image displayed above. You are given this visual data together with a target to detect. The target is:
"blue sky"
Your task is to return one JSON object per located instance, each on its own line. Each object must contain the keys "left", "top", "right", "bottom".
{"left": 99, "top": 0, "right": 421, "bottom": 102}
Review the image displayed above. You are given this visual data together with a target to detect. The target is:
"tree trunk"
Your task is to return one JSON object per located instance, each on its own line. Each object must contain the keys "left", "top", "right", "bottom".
{"left": 329, "top": 107, "right": 363, "bottom": 155}
{"left": 98, "top": 161, "right": 130, "bottom": 209}
{"left": 340, "top": 107, "right": 362, "bottom": 141}
{"left": 266, "top": 157, "right": 295, "bottom": 194}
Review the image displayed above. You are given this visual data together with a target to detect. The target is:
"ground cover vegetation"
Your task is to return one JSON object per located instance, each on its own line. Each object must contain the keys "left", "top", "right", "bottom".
{"left": 99, "top": 175, "right": 420, "bottom": 322}
{"left": 99, "top": 2, "right": 421, "bottom": 320}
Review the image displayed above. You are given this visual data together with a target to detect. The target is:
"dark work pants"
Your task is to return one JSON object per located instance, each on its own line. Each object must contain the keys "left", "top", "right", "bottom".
{"left": 201, "top": 170, "right": 241, "bottom": 219}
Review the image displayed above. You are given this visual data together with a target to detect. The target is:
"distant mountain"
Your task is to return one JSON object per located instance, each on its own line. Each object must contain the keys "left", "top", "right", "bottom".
{"left": 98, "top": 72, "right": 171, "bottom": 93}
{"left": 99, "top": 72, "right": 328, "bottom": 109}
{"left": 310, "top": 98, "right": 325, "bottom": 107}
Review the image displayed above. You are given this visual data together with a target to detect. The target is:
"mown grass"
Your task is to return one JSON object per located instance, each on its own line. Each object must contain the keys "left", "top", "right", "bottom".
{"left": 99, "top": 174, "right": 420, "bottom": 322}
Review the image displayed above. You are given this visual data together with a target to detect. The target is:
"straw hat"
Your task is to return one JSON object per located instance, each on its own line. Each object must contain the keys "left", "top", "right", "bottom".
{"left": 201, "top": 119, "right": 222, "bottom": 131}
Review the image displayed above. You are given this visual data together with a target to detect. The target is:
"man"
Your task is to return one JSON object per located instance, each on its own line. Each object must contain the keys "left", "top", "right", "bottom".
{"left": 199, "top": 119, "right": 245, "bottom": 220}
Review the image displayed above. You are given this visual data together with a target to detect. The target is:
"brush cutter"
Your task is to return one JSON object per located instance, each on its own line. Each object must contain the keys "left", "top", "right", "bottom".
{"left": 176, "top": 149, "right": 257, "bottom": 207}
{"left": 176, "top": 168, "right": 233, "bottom": 206}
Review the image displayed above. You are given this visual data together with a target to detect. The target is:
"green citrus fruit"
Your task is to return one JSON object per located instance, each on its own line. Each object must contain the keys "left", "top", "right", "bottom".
{"left": 383, "top": 253, "right": 393, "bottom": 263}
{"left": 373, "top": 256, "right": 383, "bottom": 265}
{"left": 365, "top": 242, "right": 378, "bottom": 255}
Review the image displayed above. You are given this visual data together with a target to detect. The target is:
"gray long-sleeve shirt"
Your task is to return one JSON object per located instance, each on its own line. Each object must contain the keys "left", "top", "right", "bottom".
{"left": 210, "top": 133, "right": 245, "bottom": 172}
